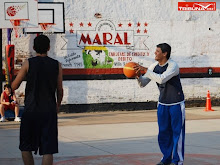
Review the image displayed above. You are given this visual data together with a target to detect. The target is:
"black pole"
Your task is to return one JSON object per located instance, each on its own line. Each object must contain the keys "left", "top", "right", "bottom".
{"left": 0, "top": 29, "right": 2, "bottom": 94}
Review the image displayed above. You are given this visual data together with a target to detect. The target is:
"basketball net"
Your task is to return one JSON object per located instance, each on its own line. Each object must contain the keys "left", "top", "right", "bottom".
{"left": 10, "top": 19, "right": 29, "bottom": 38}
{"left": 39, "top": 23, "right": 55, "bottom": 35}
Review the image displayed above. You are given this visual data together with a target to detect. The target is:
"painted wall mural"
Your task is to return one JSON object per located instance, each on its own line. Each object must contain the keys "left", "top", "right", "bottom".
{"left": 60, "top": 19, "right": 154, "bottom": 69}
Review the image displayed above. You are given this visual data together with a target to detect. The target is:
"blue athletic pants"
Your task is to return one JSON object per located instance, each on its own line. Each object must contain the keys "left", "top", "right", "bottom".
{"left": 157, "top": 102, "right": 185, "bottom": 165}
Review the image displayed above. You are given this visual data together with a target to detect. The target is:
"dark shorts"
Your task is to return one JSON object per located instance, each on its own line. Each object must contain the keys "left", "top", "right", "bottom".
{"left": 19, "top": 111, "right": 58, "bottom": 155}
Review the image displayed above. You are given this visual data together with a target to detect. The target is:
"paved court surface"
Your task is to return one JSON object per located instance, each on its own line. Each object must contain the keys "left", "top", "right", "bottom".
{"left": 0, "top": 106, "right": 220, "bottom": 165}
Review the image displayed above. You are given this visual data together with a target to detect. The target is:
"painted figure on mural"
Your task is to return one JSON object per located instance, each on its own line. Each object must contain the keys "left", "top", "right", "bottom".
{"left": 134, "top": 43, "right": 185, "bottom": 165}
{"left": 83, "top": 46, "right": 114, "bottom": 68}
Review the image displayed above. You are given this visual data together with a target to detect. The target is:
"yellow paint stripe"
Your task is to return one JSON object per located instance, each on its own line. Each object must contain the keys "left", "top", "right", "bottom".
{"left": 84, "top": 46, "right": 107, "bottom": 51}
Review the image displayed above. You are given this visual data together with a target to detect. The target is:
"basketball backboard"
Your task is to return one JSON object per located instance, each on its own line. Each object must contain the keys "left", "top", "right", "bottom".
{"left": 0, "top": 0, "right": 38, "bottom": 28}
{"left": 25, "top": 2, "right": 65, "bottom": 34}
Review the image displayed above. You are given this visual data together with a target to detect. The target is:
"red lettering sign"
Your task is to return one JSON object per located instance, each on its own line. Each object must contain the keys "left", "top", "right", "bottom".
{"left": 78, "top": 32, "right": 132, "bottom": 46}
{"left": 178, "top": 2, "right": 216, "bottom": 11}
{"left": 79, "top": 34, "right": 91, "bottom": 45}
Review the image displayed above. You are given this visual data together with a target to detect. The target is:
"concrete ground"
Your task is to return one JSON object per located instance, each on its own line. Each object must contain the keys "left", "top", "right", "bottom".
{"left": 0, "top": 106, "right": 220, "bottom": 165}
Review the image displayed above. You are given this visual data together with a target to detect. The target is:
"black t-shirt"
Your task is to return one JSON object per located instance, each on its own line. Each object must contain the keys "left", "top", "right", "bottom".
{"left": 24, "top": 56, "right": 59, "bottom": 112}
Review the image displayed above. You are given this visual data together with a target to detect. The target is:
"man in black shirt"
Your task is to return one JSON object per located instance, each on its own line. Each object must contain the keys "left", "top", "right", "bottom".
{"left": 12, "top": 35, "right": 63, "bottom": 165}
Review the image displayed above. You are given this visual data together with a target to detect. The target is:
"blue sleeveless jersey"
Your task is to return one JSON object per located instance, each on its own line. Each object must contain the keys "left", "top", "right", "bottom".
{"left": 153, "top": 63, "right": 184, "bottom": 104}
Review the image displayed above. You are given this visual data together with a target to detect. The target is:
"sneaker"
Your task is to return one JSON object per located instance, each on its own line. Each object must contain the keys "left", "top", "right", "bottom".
{"left": 14, "top": 117, "right": 21, "bottom": 122}
{"left": 0, "top": 116, "right": 6, "bottom": 122}
{"left": 156, "top": 162, "right": 169, "bottom": 165}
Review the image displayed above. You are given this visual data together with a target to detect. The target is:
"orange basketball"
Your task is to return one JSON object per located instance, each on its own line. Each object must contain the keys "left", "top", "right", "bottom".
{"left": 123, "top": 62, "right": 138, "bottom": 78}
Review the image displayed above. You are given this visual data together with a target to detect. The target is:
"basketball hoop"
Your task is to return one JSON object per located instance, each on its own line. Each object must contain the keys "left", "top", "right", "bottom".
{"left": 39, "top": 23, "right": 55, "bottom": 35}
{"left": 10, "top": 19, "right": 29, "bottom": 38}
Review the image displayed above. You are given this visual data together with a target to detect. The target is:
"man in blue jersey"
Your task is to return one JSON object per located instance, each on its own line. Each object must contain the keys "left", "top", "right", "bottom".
{"left": 134, "top": 43, "right": 185, "bottom": 165}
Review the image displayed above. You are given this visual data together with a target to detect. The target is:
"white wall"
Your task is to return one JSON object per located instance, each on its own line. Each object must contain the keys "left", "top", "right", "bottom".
{"left": 2, "top": 0, "right": 220, "bottom": 105}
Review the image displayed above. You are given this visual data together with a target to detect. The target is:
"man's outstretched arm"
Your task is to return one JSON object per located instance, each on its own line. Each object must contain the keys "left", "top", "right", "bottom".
{"left": 134, "top": 63, "right": 155, "bottom": 87}
{"left": 56, "top": 62, "right": 63, "bottom": 113}
{"left": 12, "top": 60, "right": 29, "bottom": 91}
{"left": 145, "top": 60, "right": 179, "bottom": 84}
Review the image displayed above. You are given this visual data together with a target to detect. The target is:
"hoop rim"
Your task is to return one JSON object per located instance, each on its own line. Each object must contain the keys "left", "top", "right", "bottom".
{"left": 10, "top": 19, "right": 30, "bottom": 21}
{"left": 10, "top": 19, "right": 30, "bottom": 27}
{"left": 39, "top": 23, "right": 56, "bottom": 32}
{"left": 9, "top": 19, "right": 30, "bottom": 38}
{"left": 39, "top": 23, "right": 56, "bottom": 25}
